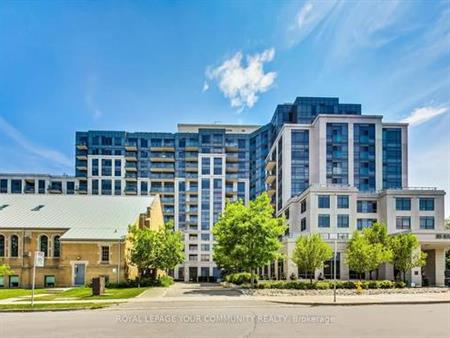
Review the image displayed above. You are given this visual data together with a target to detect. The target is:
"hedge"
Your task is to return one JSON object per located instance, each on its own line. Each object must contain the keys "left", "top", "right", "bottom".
{"left": 225, "top": 272, "right": 258, "bottom": 285}
{"left": 255, "top": 280, "right": 406, "bottom": 290}
{"left": 106, "top": 275, "right": 174, "bottom": 288}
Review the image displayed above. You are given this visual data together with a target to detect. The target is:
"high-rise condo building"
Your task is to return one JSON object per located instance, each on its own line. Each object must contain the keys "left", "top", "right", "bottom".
{"left": 1, "top": 96, "right": 448, "bottom": 285}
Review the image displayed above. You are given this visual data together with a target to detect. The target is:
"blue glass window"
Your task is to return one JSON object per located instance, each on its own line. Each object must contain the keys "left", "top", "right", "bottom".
{"left": 396, "top": 216, "right": 410, "bottom": 229}
{"left": 419, "top": 198, "right": 434, "bottom": 211}
{"left": 357, "top": 200, "right": 377, "bottom": 213}
{"left": 337, "top": 214, "right": 349, "bottom": 228}
{"left": 396, "top": 198, "right": 411, "bottom": 211}
{"left": 420, "top": 216, "right": 434, "bottom": 229}
{"left": 318, "top": 214, "right": 330, "bottom": 228}
{"left": 382, "top": 128, "right": 402, "bottom": 189}
{"left": 337, "top": 195, "right": 349, "bottom": 209}
{"left": 318, "top": 195, "right": 330, "bottom": 208}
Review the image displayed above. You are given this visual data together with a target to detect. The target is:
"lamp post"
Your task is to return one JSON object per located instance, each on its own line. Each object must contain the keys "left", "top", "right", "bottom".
{"left": 329, "top": 233, "right": 338, "bottom": 303}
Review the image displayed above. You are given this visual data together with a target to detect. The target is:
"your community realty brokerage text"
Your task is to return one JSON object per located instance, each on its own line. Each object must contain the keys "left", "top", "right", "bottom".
{"left": 116, "top": 313, "right": 336, "bottom": 325}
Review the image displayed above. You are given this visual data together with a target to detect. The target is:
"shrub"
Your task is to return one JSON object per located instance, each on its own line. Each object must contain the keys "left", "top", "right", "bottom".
{"left": 378, "top": 280, "right": 394, "bottom": 289}
{"left": 395, "top": 281, "right": 406, "bottom": 288}
{"left": 315, "top": 281, "right": 331, "bottom": 290}
{"left": 225, "top": 272, "right": 258, "bottom": 285}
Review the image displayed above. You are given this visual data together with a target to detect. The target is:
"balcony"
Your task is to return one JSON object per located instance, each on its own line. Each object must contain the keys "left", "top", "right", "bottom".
{"left": 125, "top": 189, "right": 137, "bottom": 195}
{"left": 225, "top": 143, "right": 239, "bottom": 152}
{"left": 267, "top": 188, "right": 276, "bottom": 197}
{"left": 76, "top": 165, "right": 87, "bottom": 171}
{"left": 226, "top": 154, "right": 239, "bottom": 163}
{"left": 185, "top": 143, "right": 199, "bottom": 151}
{"left": 76, "top": 154, "right": 88, "bottom": 161}
{"left": 185, "top": 164, "right": 198, "bottom": 172}
{"left": 150, "top": 156, "right": 175, "bottom": 162}
{"left": 76, "top": 143, "right": 88, "bottom": 150}
{"left": 125, "top": 163, "right": 137, "bottom": 172}
{"left": 225, "top": 174, "right": 238, "bottom": 182}
{"left": 150, "top": 145, "right": 175, "bottom": 152}
{"left": 125, "top": 144, "right": 138, "bottom": 151}
{"left": 161, "top": 197, "right": 175, "bottom": 205}
{"left": 185, "top": 156, "right": 198, "bottom": 162}
{"left": 150, "top": 167, "right": 175, "bottom": 173}
{"left": 265, "top": 174, "right": 276, "bottom": 185}
{"left": 125, "top": 174, "right": 138, "bottom": 181}
{"left": 266, "top": 160, "right": 276, "bottom": 171}
{"left": 226, "top": 164, "right": 239, "bottom": 173}
{"left": 125, "top": 152, "right": 137, "bottom": 161}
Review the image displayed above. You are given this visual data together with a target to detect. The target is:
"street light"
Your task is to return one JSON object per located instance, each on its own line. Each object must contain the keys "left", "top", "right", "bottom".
{"left": 329, "top": 233, "right": 338, "bottom": 303}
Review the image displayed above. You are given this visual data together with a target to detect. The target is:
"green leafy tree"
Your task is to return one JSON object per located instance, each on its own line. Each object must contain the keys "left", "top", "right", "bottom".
{"left": 0, "top": 264, "right": 12, "bottom": 276}
{"left": 213, "top": 193, "right": 287, "bottom": 286}
{"left": 346, "top": 231, "right": 373, "bottom": 280}
{"left": 389, "top": 233, "right": 427, "bottom": 283}
{"left": 292, "top": 234, "right": 333, "bottom": 285}
{"left": 129, "top": 221, "right": 184, "bottom": 283}
{"left": 363, "top": 223, "right": 393, "bottom": 279}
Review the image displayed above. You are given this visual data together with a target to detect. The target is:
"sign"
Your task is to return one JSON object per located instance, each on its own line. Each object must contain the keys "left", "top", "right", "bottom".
{"left": 436, "top": 233, "right": 450, "bottom": 240}
{"left": 34, "top": 251, "right": 45, "bottom": 267}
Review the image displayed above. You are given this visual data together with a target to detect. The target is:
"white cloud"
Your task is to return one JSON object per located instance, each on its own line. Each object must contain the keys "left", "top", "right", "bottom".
{"left": 205, "top": 48, "right": 277, "bottom": 109}
{"left": 202, "top": 81, "right": 209, "bottom": 92}
{"left": 287, "top": 0, "right": 337, "bottom": 46}
{"left": 0, "top": 116, "right": 72, "bottom": 170}
{"left": 401, "top": 106, "right": 449, "bottom": 126}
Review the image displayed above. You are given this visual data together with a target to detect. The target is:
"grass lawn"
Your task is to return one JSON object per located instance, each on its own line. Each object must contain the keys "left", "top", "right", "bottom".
{"left": 0, "top": 288, "right": 48, "bottom": 300}
{"left": 0, "top": 302, "right": 115, "bottom": 312}
{"left": 16, "top": 287, "right": 148, "bottom": 301}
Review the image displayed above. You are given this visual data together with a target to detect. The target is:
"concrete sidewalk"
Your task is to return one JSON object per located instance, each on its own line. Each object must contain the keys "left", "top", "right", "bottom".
{"left": 257, "top": 291, "right": 450, "bottom": 305}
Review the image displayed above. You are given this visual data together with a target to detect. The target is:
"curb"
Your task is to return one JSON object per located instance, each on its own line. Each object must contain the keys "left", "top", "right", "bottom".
{"left": 267, "top": 299, "right": 450, "bottom": 306}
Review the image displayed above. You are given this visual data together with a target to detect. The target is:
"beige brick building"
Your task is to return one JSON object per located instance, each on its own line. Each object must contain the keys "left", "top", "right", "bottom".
{"left": 0, "top": 194, "right": 164, "bottom": 288}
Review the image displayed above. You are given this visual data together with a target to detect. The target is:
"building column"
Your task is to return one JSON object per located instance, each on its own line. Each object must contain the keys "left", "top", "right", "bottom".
{"left": 434, "top": 248, "right": 446, "bottom": 287}
{"left": 379, "top": 262, "right": 394, "bottom": 280}
{"left": 340, "top": 259, "right": 349, "bottom": 280}
{"left": 410, "top": 247, "right": 422, "bottom": 287}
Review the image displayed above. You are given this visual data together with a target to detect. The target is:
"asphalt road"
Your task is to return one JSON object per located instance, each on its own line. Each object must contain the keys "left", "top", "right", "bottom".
{"left": 1, "top": 283, "right": 449, "bottom": 338}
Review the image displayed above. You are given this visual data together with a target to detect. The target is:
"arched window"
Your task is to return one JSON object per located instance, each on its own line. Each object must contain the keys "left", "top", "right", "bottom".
{"left": 10, "top": 235, "right": 19, "bottom": 257}
{"left": 39, "top": 235, "right": 48, "bottom": 257}
{"left": 53, "top": 236, "right": 60, "bottom": 258}
{"left": 0, "top": 235, "right": 5, "bottom": 257}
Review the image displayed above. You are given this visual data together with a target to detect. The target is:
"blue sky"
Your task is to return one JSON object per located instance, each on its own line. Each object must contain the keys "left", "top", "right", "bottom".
{"left": 0, "top": 0, "right": 449, "bottom": 210}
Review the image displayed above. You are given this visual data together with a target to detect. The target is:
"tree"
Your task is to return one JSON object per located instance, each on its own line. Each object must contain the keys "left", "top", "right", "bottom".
{"left": 292, "top": 234, "right": 333, "bottom": 285}
{"left": 212, "top": 193, "right": 287, "bottom": 286}
{"left": 128, "top": 221, "right": 184, "bottom": 283}
{"left": 363, "top": 223, "right": 392, "bottom": 279}
{"left": 389, "top": 233, "right": 427, "bottom": 283}
{"left": 346, "top": 231, "right": 373, "bottom": 280}
{"left": 0, "top": 264, "right": 12, "bottom": 276}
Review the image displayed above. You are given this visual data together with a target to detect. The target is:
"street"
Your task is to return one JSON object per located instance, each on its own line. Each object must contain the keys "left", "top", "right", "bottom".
{"left": 1, "top": 283, "right": 449, "bottom": 338}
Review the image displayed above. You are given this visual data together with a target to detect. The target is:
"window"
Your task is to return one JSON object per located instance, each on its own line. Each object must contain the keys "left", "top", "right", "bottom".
{"left": 66, "top": 181, "right": 75, "bottom": 194}
{"left": 189, "top": 254, "right": 198, "bottom": 262}
{"left": 396, "top": 216, "right": 411, "bottom": 230}
{"left": 10, "top": 235, "right": 19, "bottom": 257}
{"left": 213, "top": 158, "right": 222, "bottom": 175}
{"left": 318, "top": 214, "right": 330, "bottom": 228}
{"left": 101, "top": 159, "right": 112, "bottom": 176}
{"left": 38, "top": 180, "right": 46, "bottom": 194}
{"left": 140, "top": 181, "right": 148, "bottom": 195}
{"left": 114, "top": 159, "right": 122, "bottom": 177}
{"left": 101, "top": 246, "right": 109, "bottom": 263}
{"left": 92, "top": 179, "right": 99, "bottom": 195}
{"left": 44, "top": 275, "right": 55, "bottom": 287}
{"left": 300, "top": 218, "right": 306, "bottom": 231}
{"left": 114, "top": 181, "right": 122, "bottom": 195}
{"left": 101, "top": 180, "right": 112, "bottom": 195}
{"left": 201, "top": 157, "right": 210, "bottom": 175}
{"left": 419, "top": 198, "right": 434, "bottom": 211}
{"left": 201, "top": 244, "right": 210, "bottom": 251}
{"left": 318, "top": 195, "right": 330, "bottom": 208}
{"left": 9, "top": 275, "right": 19, "bottom": 288}
{"left": 11, "top": 179, "right": 22, "bottom": 194}
{"left": 337, "top": 214, "right": 349, "bottom": 228}
{"left": 0, "top": 235, "right": 4, "bottom": 257}
{"left": 300, "top": 200, "right": 307, "bottom": 213}
{"left": 201, "top": 234, "right": 210, "bottom": 241}
{"left": 201, "top": 254, "right": 210, "bottom": 262}
{"left": 357, "top": 219, "right": 377, "bottom": 230}
{"left": 92, "top": 159, "right": 99, "bottom": 176}
{"left": 337, "top": 195, "right": 349, "bottom": 209}
{"left": 420, "top": 217, "right": 435, "bottom": 229}
{"left": 396, "top": 198, "right": 411, "bottom": 211}
{"left": 0, "top": 179, "right": 7, "bottom": 193}
{"left": 53, "top": 236, "right": 60, "bottom": 258}
{"left": 357, "top": 200, "right": 377, "bottom": 213}
{"left": 39, "top": 235, "right": 48, "bottom": 257}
